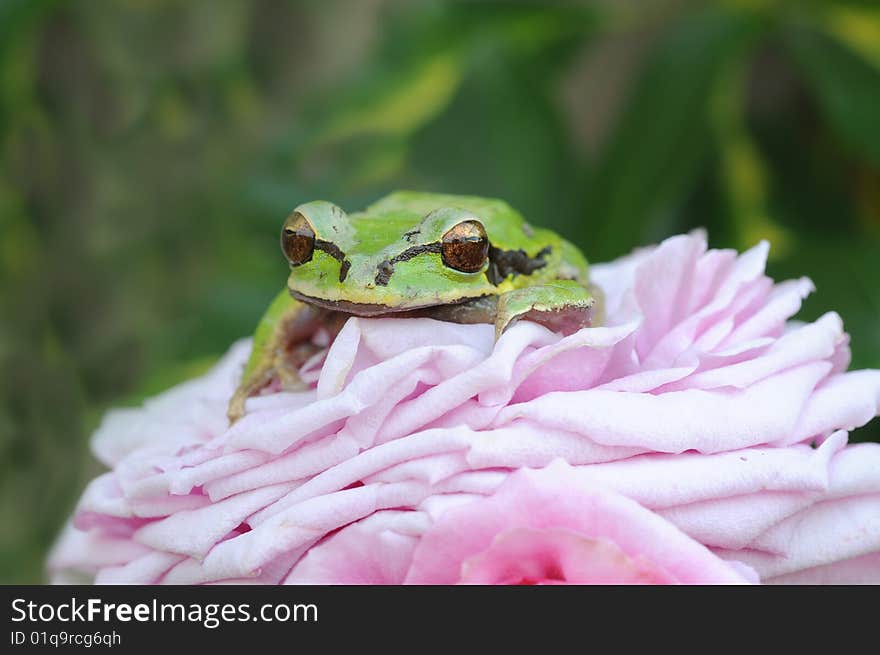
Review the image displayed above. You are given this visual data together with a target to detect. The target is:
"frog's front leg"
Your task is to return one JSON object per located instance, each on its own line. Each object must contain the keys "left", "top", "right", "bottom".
{"left": 227, "top": 289, "right": 324, "bottom": 424}
{"left": 416, "top": 280, "right": 604, "bottom": 339}
{"left": 494, "top": 280, "right": 604, "bottom": 340}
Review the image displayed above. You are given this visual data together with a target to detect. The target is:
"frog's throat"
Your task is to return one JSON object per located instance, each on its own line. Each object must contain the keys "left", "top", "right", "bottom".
{"left": 288, "top": 289, "right": 478, "bottom": 316}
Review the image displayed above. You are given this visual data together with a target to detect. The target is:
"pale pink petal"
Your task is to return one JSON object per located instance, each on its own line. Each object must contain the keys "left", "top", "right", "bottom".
{"left": 248, "top": 428, "right": 469, "bottom": 525}
{"left": 203, "top": 481, "right": 430, "bottom": 580}
{"left": 365, "top": 452, "right": 469, "bottom": 485}
{"left": 596, "top": 363, "right": 698, "bottom": 393}
{"left": 718, "top": 277, "right": 814, "bottom": 348}
{"left": 166, "top": 450, "right": 270, "bottom": 495}
{"left": 77, "top": 473, "right": 134, "bottom": 519}
{"left": 129, "top": 493, "right": 212, "bottom": 518}
{"left": 284, "top": 512, "right": 426, "bottom": 585}
{"left": 204, "top": 434, "right": 360, "bottom": 501}
{"left": 764, "top": 552, "right": 880, "bottom": 584}
{"left": 497, "top": 362, "right": 831, "bottom": 453}
{"left": 465, "top": 420, "right": 645, "bottom": 469}
{"left": 634, "top": 234, "right": 712, "bottom": 357}
{"left": 824, "top": 441, "right": 880, "bottom": 498}
{"left": 791, "top": 370, "right": 880, "bottom": 444}
{"left": 47, "top": 523, "right": 151, "bottom": 576}
{"left": 553, "top": 431, "right": 845, "bottom": 508}
{"left": 133, "top": 483, "right": 295, "bottom": 559}
{"left": 665, "top": 312, "right": 843, "bottom": 391}
{"left": 95, "top": 552, "right": 185, "bottom": 585}
{"left": 432, "top": 470, "right": 508, "bottom": 496}
{"left": 715, "top": 493, "right": 880, "bottom": 578}
{"left": 659, "top": 492, "right": 818, "bottom": 551}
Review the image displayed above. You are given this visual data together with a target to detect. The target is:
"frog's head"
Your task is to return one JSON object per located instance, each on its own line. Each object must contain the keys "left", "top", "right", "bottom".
{"left": 279, "top": 199, "right": 538, "bottom": 314}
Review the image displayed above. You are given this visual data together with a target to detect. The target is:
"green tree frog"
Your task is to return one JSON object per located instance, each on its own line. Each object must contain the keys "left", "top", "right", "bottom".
{"left": 228, "top": 191, "right": 603, "bottom": 422}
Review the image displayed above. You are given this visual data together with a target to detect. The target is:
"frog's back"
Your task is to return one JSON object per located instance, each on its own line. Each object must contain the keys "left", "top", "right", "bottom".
{"left": 367, "top": 190, "right": 517, "bottom": 220}
{"left": 365, "top": 190, "right": 589, "bottom": 283}
{"left": 365, "top": 190, "right": 543, "bottom": 253}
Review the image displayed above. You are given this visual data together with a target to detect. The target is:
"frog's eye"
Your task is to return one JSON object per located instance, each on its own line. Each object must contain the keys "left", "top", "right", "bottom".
{"left": 281, "top": 212, "right": 316, "bottom": 266}
{"left": 441, "top": 220, "right": 489, "bottom": 273}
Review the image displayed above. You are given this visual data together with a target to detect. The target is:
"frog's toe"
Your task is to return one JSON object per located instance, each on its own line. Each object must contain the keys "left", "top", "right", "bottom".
{"left": 226, "top": 391, "right": 247, "bottom": 425}
{"left": 496, "top": 300, "right": 597, "bottom": 339}
{"left": 277, "top": 364, "right": 309, "bottom": 392}
{"left": 226, "top": 366, "right": 275, "bottom": 425}
{"left": 495, "top": 281, "right": 600, "bottom": 339}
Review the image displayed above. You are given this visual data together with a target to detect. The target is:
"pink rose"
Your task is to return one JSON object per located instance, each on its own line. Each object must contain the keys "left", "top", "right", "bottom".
{"left": 47, "top": 232, "right": 880, "bottom": 584}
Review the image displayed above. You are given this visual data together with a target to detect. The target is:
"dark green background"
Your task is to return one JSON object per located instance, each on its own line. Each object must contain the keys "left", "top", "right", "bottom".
{"left": 2, "top": 0, "right": 879, "bottom": 583}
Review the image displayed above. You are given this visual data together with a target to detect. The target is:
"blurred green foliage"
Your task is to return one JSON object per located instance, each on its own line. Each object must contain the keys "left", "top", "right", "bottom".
{"left": 1, "top": 0, "right": 879, "bottom": 583}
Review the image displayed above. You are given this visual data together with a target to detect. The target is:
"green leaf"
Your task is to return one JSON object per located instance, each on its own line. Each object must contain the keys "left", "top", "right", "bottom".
{"left": 785, "top": 25, "right": 880, "bottom": 166}
{"left": 821, "top": 4, "right": 880, "bottom": 69}
{"left": 709, "top": 46, "right": 793, "bottom": 256}
{"left": 0, "top": 0, "right": 57, "bottom": 56}
{"left": 318, "top": 51, "right": 464, "bottom": 144}
{"left": 308, "top": 2, "right": 597, "bottom": 148}
{"left": 408, "top": 51, "right": 581, "bottom": 235}
{"left": 248, "top": 3, "right": 600, "bottom": 224}
{"left": 582, "top": 8, "right": 763, "bottom": 260}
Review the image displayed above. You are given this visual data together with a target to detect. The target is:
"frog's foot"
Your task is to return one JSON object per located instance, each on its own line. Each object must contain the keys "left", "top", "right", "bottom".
{"left": 226, "top": 342, "right": 318, "bottom": 425}
{"left": 277, "top": 341, "right": 320, "bottom": 392}
{"left": 227, "top": 291, "right": 326, "bottom": 425}
{"left": 495, "top": 280, "right": 602, "bottom": 340}
{"left": 227, "top": 365, "right": 276, "bottom": 425}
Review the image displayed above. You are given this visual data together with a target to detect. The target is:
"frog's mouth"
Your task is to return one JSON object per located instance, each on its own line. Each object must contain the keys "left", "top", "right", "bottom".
{"left": 289, "top": 290, "right": 473, "bottom": 317}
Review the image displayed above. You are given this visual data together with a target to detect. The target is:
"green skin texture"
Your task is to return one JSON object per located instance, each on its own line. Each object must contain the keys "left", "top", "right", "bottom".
{"left": 227, "top": 191, "right": 600, "bottom": 422}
